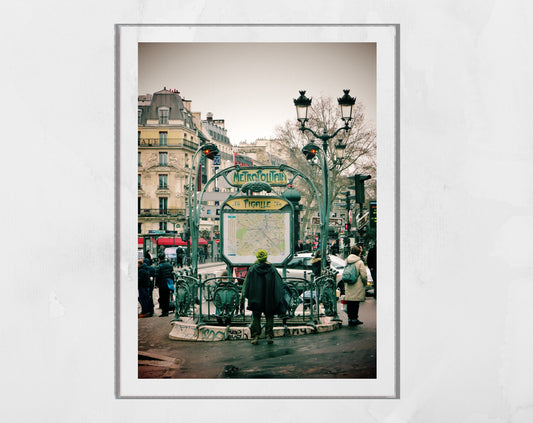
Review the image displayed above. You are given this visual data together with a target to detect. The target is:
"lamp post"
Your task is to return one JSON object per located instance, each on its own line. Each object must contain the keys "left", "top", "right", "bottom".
{"left": 293, "top": 89, "right": 355, "bottom": 272}
{"left": 187, "top": 142, "right": 219, "bottom": 277}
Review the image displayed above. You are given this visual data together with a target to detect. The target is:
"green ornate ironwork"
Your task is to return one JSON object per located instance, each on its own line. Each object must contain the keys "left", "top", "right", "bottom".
{"left": 212, "top": 280, "right": 242, "bottom": 325}
{"left": 240, "top": 181, "right": 272, "bottom": 194}
{"left": 316, "top": 271, "right": 339, "bottom": 317}
{"left": 279, "top": 280, "right": 302, "bottom": 319}
{"left": 173, "top": 275, "right": 198, "bottom": 319}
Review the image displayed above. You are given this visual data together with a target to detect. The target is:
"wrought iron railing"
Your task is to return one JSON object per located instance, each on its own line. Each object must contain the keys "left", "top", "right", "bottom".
{"left": 138, "top": 138, "right": 199, "bottom": 150}
{"left": 138, "top": 208, "right": 185, "bottom": 217}
{"left": 168, "top": 271, "right": 339, "bottom": 327}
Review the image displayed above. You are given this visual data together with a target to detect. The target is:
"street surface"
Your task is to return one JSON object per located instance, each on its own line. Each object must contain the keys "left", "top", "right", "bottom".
{"left": 138, "top": 262, "right": 376, "bottom": 379}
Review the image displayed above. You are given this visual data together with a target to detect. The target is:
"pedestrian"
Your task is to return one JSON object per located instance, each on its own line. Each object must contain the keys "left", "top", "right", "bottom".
{"left": 344, "top": 245, "right": 368, "bottom": 326}
{"left": 198, "top": 248, "right": 205, "bottom": 264}
{"left": 311, "top": 249, "right": 322, "bottom": 277}
{"left": 138, "top": 259, "right": 154, "bottom": 317}
{"left": 176, "top": 247, "right": 184, "bottom": 268}
{"left": 367, "top": 242, "right": 376, "bottom": 299}
{"left": 295, "top": 240, "right": 305, "bottom": 252}
{"left": 242, "top": 249, "right": 285, "bottom": 345}
{"left": 155, "top": 252, "right": 174, "bottom": 317}
{"left": 143, "top": 257, "right": 156, "bottom": 312}
{"left": 143, "top": 249, "right": 152, "bottom": 265}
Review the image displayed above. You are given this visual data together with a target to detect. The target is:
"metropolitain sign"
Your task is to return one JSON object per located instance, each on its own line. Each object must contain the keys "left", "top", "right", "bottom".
{"left": 230, "top": 167, "right": 288, "bottom": 187}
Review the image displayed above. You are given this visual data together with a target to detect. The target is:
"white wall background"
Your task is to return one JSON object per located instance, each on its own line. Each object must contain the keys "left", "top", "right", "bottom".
{"left": 1, "top": 1, "right": 532, "bottom": 422}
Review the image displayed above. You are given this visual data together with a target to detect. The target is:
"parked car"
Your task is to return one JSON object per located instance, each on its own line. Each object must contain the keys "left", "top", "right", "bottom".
{"left": 276, "top": 252, "right": 346, "bottom": 285}
{"left": 164, "top": 247, "right": 179, "bottom": 265}
{"left": 277, "top": 252, "right": 374, "bottom": 296}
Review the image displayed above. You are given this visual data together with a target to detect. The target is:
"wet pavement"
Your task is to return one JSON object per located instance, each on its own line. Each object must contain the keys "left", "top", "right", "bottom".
{"left": 138, "top": 295, "right": 376, "bottom": 379}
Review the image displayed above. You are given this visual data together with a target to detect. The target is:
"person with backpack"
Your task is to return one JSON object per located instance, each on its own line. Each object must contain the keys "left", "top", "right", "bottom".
{"left": 343, "top": 245, "right": 368, "bottom": 326}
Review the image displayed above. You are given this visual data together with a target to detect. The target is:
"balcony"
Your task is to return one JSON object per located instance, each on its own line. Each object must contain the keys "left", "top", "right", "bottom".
{"left": 138, "top": 208, "right": 186, "bottom": 217}
{"left": 138, "top": 138, "right": 199, "bottom": 150}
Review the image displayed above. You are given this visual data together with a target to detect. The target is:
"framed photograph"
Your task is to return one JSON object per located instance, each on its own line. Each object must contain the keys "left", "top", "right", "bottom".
{"left": 116, "top": 24, "right": 398, "bottom": 398}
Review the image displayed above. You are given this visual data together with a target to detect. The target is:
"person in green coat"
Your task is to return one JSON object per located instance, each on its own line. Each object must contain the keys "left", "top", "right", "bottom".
{"left": 242, "top": 249, "right": 284, "bottom": 345}
{"left": 344, "top": 245, "right": 368, "bottom": 326}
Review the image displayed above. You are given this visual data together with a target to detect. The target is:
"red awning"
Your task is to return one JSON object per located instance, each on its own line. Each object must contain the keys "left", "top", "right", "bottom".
{"left": 146, "top": 237, "right": 208, "bottom": 246}
{"left": 138, "top": 237, "right": 208, "bottom": 246}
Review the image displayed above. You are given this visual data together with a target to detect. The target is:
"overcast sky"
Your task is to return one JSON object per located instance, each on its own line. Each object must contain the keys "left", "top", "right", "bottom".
{"left": 138, "top": 43, "right": 376, "bottom": 144}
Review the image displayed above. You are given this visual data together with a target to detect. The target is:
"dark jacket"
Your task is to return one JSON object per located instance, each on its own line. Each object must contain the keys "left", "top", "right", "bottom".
{"left": 243, "top": 261, "right": 284, "bottom": 315}
{"left": 138, "top": 263, "right": 153, "bottom": 288}
{"left": 311, "top": 257, "right": 322, "bottom": 277}
{"left": 155, "top": 260, "right": 174, "bottom": 289}
{"left": 143, "top": 258, "right": 155, "bottom": 276}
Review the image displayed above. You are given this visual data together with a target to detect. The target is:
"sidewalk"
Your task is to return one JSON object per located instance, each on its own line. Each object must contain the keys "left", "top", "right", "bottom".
{"left": 138, "top": 298, "right": 377, "bottom": 378}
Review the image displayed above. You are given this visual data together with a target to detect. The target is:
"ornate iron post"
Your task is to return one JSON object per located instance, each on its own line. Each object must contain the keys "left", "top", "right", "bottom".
{"left": 282, "top": 185, "right": 303, "bottom": 250}
{"left": 187, "top": 143, "right": 219, "bottom": 278}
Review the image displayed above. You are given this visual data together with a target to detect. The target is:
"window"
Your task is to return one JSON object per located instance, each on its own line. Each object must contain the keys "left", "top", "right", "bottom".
{"left": 158, "top": 107, "right": 169, "bottom": 124}
{"left": 159, "top": 221, "right": 167, "bottom": 231}
{"left": 184, "top": 153, "right": 189, "bottom": 168}
{"left": 138, "top": 109, "right": 142, "bottom": 124}
{"left": 159, "top": 152, "right": 168, "bottom": 166}
{"left": 138, "top": 152, "right": 141, "bottom": 166}
{"left": 138, "top": 174, "right": 141, "bottom": 189}
{"left": 138, "top": 197, "right": 141, "bottom": 214}
{"left": 138, "top": 131, "right": 141, "bottom": 145}
{"left": 158, "top": 174, "right": 168, "bottom": 189}
{"left": 159, "top": 131, "right": 168, "bottom": 146}
{"left": 159, "top": 197, "right": 168, "bottom": 214}
{"left": 138, "top": 222, "right": 142, "bottom": 234}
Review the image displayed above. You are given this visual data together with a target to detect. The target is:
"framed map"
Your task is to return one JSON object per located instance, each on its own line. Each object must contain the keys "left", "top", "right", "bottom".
{"left": 222, "top": 211, "right": 292, "bottom": 265}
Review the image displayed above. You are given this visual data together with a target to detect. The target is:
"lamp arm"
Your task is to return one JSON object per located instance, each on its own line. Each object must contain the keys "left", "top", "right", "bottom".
{"left": 300, "top": 123, "right": 349, "bottom": 143}
{"left": 330, "top": 124, "right": 350, "bottom": 139}
{"left": 299, "top": 125, "right": 320, "bottom": 139}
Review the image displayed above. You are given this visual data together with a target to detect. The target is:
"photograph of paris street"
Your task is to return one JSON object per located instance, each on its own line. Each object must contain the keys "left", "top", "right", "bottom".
{"left": 137, "top": 43, "right": 377, "bottom": 378}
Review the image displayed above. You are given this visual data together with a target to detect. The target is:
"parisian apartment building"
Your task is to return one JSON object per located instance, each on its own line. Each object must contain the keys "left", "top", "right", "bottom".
{"left": 137, "top": 88, "right": 230, "bottom": 239}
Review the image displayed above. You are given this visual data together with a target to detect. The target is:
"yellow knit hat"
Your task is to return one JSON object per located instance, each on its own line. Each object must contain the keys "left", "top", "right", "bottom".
{"left": 256, "top": 249, "right": 268, "bottom": 262}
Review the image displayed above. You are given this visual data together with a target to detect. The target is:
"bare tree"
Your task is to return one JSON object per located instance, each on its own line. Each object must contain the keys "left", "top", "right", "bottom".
{"left": 274, "top": 96, "right": 376, "bottom": 235}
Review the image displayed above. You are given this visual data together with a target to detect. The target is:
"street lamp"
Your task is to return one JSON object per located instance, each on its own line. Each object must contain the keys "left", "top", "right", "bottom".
{"left": 294, "top": 89, "right": 356, "bottom": 320}
{"left": 293, "top": 89, "right": 356, "bottom": 273}
{"left": 188, "top": 142, "right": 219, "bottom": 277}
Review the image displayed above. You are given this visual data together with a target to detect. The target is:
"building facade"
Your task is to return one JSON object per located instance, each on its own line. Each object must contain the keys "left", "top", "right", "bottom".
{"left": 138, "top": 89, "right": 236, "bottom": 257}
{"left": 234, "top": 139, "right": 286, "bottom": 166}
{"left": 138, "top": 88, "right": 205, "bottom": 238}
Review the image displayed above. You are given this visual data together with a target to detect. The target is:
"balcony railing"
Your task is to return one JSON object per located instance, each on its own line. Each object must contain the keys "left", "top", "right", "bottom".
{"left": 138, "top": 138, "right": 199, "bottom": 150}
{"left": 138, "top": 208, "right": 186, "bottom": 217}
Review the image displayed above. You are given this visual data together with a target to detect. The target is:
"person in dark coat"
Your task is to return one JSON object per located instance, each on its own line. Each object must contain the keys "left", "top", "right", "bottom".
{"left": 143, "top": 258, "right": 155, "bottom": 312}
{"left": 138, "top": 259, "right": 154, "bottom": 317}
{"left": 242, "top": 249, "right": 284, "bottom": 345}
{"left": 155, "top": 253, "right": 174, "bottom": 317}
{"left": 176, "top": 247, "right": 184, "bottom": 268}
{"left": 311, "top": 249, "right": 322, "bottom": 277}
{"left": 366, "top": 243, "right": 377, "bottom": 299}
{"left": 143, "top": 250, "right": 152, "bottom": 265}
